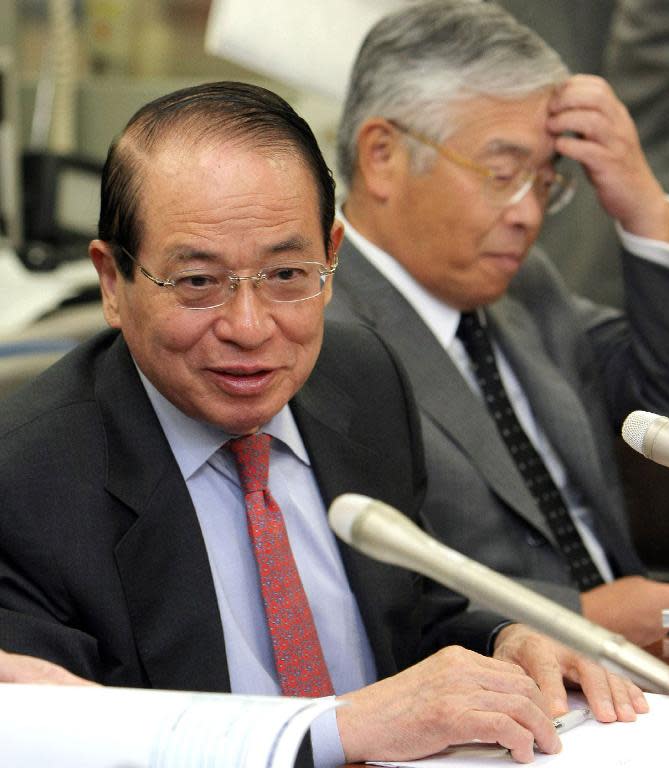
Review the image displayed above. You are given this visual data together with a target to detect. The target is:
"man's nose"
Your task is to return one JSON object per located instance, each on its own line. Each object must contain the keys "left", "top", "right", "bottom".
{"left": 501, "top": 181, "right": 546, "bottom": 229}
{"left": 212, "top": 280, "right": 275, "bottom": 347}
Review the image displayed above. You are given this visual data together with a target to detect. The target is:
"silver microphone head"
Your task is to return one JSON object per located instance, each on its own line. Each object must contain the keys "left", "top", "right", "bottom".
{"left": 622, "top": 410, "right": 669, "bottom": 466}
{"left": 621, "top": 410, "right": 657, "bottom": 453}
{"left": 328, "top": 493, "right": 375, "bottom": 545}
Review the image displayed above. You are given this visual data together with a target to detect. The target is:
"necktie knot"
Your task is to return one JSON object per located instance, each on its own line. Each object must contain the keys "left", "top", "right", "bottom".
{"left": 228, "top": 433, "right": 270, "bottom": 494}
{"left": 456, "top": 311, "right": 485, "bottom": 345}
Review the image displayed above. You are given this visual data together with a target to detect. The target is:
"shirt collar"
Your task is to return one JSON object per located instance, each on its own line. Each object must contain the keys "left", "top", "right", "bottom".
{"left": 338, "top": 206, "right": 462, "bottom": 350}
{"left": 137, "top": 367, "right": 311, "bottom": 481}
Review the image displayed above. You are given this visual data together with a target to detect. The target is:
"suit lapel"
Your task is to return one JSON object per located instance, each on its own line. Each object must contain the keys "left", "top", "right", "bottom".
{"left": 334, "top": 238, "right": 551, "bottom": 540}
{"left": 489, "top": 297, "right": 613, "bottom": 531}
{"left": 96, "top": 336, "right": 230, "bottom": 692}
{"left": 290, "top": 342, "right": 420, "bottom": 679}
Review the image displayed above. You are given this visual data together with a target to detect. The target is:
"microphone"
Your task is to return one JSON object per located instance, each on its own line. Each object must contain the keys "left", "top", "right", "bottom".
{"left": 621, "top": 410, "right": 669, "bottom": 468}
{"left": 329, "top": 493, "right": 669, "bottom": 694}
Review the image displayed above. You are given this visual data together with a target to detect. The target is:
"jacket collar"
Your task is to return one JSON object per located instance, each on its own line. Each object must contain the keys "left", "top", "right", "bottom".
{"left": 95, "top": 334, "right": 231, "bottom": 692}
{"left": 335, "top": 237, "right": 559, "bottom": 542}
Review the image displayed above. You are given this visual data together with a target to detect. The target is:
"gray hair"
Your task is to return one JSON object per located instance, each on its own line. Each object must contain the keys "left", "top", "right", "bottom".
{"left": 336, "top": 0, "right": 569, "bottom": 188}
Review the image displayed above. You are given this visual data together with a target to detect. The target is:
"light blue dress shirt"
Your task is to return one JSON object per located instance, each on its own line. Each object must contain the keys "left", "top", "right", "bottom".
{"left": 138, "top": 370, "right": 377, "bottom": 767}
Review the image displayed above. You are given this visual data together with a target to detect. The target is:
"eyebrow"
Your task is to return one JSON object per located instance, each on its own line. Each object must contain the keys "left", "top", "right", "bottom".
{"left": 266, "top": 234, "right": 314, "bottom": 255}
{"left": 164, "top": 249, "right": 218, "bottom": 268}
{"left": 479, "top": 141, "right": 563, "bottom": 169}
{"left": 479, "top": 140, "right": 533, "bottom": 160}
{"left": 163, "top": 235, "right": 315, "bottom": 268}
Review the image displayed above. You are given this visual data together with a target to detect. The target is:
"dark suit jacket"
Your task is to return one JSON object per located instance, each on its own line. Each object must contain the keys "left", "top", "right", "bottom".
{"left": 0, "top": 321, "right": 502, "bottom": 689}
{"left": 327, "top": 237, "right": 667, "bottom": 611}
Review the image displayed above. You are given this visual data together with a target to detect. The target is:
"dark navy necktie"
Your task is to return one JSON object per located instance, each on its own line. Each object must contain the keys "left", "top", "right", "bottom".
{"left": 456, "top": 311, "right": 603, "bottom": 590}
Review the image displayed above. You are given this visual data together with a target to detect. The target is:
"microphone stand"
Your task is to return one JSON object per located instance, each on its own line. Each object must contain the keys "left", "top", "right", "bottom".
{"left": 329, "top": 494, "right": 669, "bottom": 694}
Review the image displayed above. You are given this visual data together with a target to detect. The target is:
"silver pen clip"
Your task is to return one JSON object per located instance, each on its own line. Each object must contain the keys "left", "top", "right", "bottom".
{"left": 553, "top": 707, "right": 592, "bottom": 735}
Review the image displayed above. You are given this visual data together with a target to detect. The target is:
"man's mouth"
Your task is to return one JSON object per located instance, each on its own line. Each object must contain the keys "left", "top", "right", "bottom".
{"left": 207, "top": 366, "right": 276, "bottom": 394}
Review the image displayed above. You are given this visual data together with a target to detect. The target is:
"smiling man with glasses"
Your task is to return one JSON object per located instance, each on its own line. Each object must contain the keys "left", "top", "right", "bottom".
{"left": 328, "top": 0, "right": 669, "bottom": 650}
{"left": 0, "top": 78, "right": 647, "bottom": 767}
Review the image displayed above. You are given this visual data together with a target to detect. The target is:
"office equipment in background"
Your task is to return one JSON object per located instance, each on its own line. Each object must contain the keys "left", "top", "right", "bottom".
{"left": 18, "top": 0, "right": 103, "bottom": 272}
{"left": 20, "top": 151, "right": 102, "bottom": 270}
{"left": 0, "top": 243, "right": 98, "bottom": 336}
{"left": 0, "top": 30, "right": 100, "bottom": 342}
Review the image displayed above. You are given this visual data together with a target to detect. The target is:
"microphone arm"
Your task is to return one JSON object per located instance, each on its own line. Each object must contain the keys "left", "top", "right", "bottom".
{"left": 329, "top": 493, "right": 669, "bottom": 694}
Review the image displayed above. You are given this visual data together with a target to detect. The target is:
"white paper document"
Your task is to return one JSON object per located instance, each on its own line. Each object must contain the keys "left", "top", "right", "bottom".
{"left": 205, "top": 0, "right": 406, "bottom": 100}
{"left": 0, "top": 684, "right": 337, "bottom": 767}
{"left": 368, "top": 693, "right": 668, "bottom": 767}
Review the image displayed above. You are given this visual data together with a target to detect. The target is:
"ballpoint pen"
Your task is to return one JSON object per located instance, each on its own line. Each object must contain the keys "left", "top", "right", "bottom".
{"left": 553, "top": 707, "right": 592, "bottom": 735}
{"left": 442, "top": 706, "right": 594, "bottom": 759}
{"left": 442, "top": 707, "right": 595, "bottom": 759}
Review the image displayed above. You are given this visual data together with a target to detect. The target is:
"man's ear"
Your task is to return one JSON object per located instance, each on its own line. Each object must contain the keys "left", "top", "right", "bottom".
{"left": 89, "top": 239, "right": 122, "bottom": 329}
{"left": 354, "top": 118, "right": 407, "bottom": 200}
{"left": 328, "top": 219, "right": 345, "bottom": 263}
{"left": 321, "top": 219, "right": 345, "bottom": 306}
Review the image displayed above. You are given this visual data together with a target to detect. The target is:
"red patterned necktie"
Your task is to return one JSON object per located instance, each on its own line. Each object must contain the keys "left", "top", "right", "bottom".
{"left": 228, "top": 433, "right": 334, "bottom": 697}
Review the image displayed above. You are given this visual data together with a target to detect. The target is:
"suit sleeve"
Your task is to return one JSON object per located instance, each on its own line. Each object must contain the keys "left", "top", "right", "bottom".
{"left": 513, "top": 247, "right": 669, "bottom": 435}
{"left": 0, "top": 392, "right": 124, "bottom": 683}
{"left": 0, "top": 486, "right": 106, "bottom": 681}
{"left": 576, "top": 250, "right": 669, "bottom": 427}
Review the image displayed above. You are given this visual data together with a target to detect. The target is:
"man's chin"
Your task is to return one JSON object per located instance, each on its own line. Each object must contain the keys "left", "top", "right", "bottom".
{"left": 196, "top": 400, "right": 284, "bottom": 436}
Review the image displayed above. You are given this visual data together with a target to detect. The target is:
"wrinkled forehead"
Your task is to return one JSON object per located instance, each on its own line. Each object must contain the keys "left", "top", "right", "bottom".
{"left": 132, "top": 139, "right": 324, "bottom": 260}
{"left": 136, "top": 136, "right": 321, "bottom": 230}
{"left": 445, "top": 89, "right": 555, "bottom": 158}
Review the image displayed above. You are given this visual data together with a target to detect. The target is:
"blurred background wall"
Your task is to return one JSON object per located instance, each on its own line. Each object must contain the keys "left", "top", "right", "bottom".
{"left": 11, "top": 0, "right": 340, "bottom": 165}
{"left": 6, "top": 0, "right": 625, "bottom": 304}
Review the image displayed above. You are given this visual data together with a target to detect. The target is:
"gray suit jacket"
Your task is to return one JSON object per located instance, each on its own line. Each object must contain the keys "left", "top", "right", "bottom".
{"left": 327, "top": 236, "right": 666, "bottom": 610}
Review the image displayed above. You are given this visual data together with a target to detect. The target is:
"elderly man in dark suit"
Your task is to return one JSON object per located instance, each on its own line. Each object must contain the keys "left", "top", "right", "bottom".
{"left": 327, "top": 0, "right": 669, "bottom": 650}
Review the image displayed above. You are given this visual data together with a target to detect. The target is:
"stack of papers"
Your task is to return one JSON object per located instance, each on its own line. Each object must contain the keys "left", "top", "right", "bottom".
{"left": 0, "top": 684, "right": 338, "bottom": 767}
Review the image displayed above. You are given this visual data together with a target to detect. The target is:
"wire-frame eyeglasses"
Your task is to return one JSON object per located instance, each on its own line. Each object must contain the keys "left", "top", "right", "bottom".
{"left": 118, "top": 245, "right": 338, "bottom": 310}
{"left": 387, "top": 118, "right": 576, "bottom": 215}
